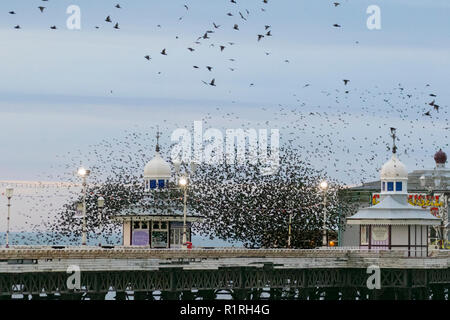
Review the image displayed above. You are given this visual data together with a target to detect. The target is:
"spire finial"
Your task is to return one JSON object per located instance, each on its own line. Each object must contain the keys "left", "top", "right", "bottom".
{"left": 390, "top": 127, "right": 397, "bottom": 154}
{"left": 156, "top": 127, "right": 161, "bottom": 153}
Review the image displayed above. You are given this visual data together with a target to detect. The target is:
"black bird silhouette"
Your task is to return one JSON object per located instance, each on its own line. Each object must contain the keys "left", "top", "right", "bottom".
{"left": 105, "top": 16, "right": 112, "bottom": 22}
{"left": 161, "top": 49, "right": 167, "bottom": 55}
{"left": 38, "top": 6, "right": 46, "bottom": 13}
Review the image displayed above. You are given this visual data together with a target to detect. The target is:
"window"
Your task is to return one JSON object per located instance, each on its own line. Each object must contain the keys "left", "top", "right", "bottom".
{"left": 158, "top": 179, "right": 165, "bottom": 188}
{"left": 382, "top": 182, "right": 385, "bottom": 191}
{"left": 396, "top": 182, "right": 402, "bottom": 191}
{"left": 170, "top": 228, "right": 190, "bottom": 246}
{"left": 150, "top": 180, "right": 157, "bottom": 189}
{"left": 387, "top": 182, "right": 394, "bottom": 191}
{"left": 141, "top": 222, "right": 148, "bottom": 229}
{"left": 361, "top": 226, "right": 369, "bottom": 245}
{"left": 133, "top": 221, "right": 141, "bottom": 229}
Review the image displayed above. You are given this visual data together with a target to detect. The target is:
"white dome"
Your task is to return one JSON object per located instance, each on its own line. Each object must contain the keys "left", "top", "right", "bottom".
{"left": 380, "top": 154, "right": 408, "bottom": 180}
{"left": 143, "top": 152, "right": 171, "bottom": 180}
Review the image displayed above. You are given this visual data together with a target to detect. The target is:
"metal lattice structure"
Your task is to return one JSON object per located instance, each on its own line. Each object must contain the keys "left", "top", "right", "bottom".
{"left": 0, "top": 248, "right": 448, "bottom": 300}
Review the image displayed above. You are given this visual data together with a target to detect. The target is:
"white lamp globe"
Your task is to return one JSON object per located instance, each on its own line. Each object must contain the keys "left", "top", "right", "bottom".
{"left": 179, "top": 177, "right": 188, "bottom": 187}
{"left": 320, "top": 181, "right": 328, "bottom": 190}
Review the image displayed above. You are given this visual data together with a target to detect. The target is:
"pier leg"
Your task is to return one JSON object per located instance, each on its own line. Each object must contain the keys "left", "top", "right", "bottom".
{"left": 269, "top": 288, "right": 283, "bottom": 300}
{"left": 341, "top": 288, "right": 356, "bottom": 300}
{"left": 160, "top": 290, "right": 178, "bottom": 300}
{"left": 431, "top": 285, "right": 445, "bottom": 300}
{"left": 180, "top": 290, "right": 196, "bottom": 300}
{"left": 297, "top": 288, "right": 309, "bottom": 300}
{"left": 197, "top": 289, "right": 216, "bottom": 300}
{"left": 88, "top": 292, "right": 106, "bottom": 300}
{"left": 133, "top": 291, "right": 149, "bottom": 301}
{"left": 231, "top": 289, "right": 248, "bottom": 300}
{"left": 115, "top": 291, "right": 128, "bottom": 300}
{"left": 324, "top": 288, "right": 339, "bottom": 300}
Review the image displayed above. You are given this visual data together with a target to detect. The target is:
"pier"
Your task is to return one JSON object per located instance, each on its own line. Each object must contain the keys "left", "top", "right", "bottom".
{"left": 0, "top": 247, "right": 448, "bottom": 300}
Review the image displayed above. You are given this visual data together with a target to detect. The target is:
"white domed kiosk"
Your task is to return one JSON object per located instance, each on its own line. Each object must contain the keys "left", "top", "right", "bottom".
{"left": 347, "top": 132, "right": 440, "bottom": 257}
{"left": 113, "top": 132, "right": 203, "bottom": 248}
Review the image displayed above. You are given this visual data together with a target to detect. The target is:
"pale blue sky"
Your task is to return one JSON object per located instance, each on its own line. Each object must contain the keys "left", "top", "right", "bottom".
{"left": 0, "top": 0, "right": 449, "bottom": 183}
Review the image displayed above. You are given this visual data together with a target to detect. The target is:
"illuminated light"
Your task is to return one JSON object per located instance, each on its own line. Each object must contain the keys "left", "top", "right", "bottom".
{"left": 179, "top": 177, "right": 188, "bottom": 187}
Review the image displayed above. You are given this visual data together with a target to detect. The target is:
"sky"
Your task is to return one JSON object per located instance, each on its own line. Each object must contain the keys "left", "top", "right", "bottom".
{"left": 0, "top": 0, "right": 450, "bottom": 232}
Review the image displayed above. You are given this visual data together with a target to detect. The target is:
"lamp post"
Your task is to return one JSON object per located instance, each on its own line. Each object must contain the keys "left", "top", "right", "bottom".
{"left": 5, "top": 187, "right": 13, "bottom": 248}
{"left": 287, "top": 211, "right": 297, "bottom": 249}
{"left": 97, "top": 196, "right": 105, "bottom": 221}
{"left": 320, "top": 181, "right": 329, "bottom": 247}
{"left": 179, "top": 177, "right": 188, "bottom": 249}
{"left": 77, "top": 167, "right": 90, "bottom": 246}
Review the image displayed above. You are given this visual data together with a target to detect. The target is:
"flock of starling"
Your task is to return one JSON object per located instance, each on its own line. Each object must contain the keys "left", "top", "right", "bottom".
{"left": 2, "top": 1, "right": 448, "bottom": 246}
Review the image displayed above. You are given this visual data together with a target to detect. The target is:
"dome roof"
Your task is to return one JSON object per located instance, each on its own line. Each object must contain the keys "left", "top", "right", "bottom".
{"left": 143, "top": 152, "right": 171, "bottom": 180}
{"left": 434, "top": 149, "right": 447, "bottom": 164}
{"left": 380, "top": 154, "right": 408, "bottom": 180}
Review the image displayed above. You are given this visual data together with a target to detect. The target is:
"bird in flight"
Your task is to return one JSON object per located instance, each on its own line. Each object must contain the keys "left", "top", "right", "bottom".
{"left": 38, "top": 7, "right": 46, "bottom": 13}
{"left": 161, "top": 49, "right": 167, "bottom": 55}
{"left": 343, "top": 79, "right": 350, "bottom": 85}
{"left": 105, "top": 16, "right": 112, "bottom": 23}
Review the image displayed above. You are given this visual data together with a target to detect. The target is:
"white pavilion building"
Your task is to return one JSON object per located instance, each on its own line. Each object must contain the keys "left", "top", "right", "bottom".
{"left": 114, "top": 137, "right": 203, "bottom": 248}
{"left": 347, "top": 147, "right": 441, "bottom": 257}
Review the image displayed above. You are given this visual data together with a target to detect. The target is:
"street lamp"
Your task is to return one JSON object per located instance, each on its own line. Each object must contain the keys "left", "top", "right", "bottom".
{"left": 77, "top": 167, "right": 91, "bottom": 246}
{"left": 179, "top": 177, "right": 188, "bottom": 249}
{"left": 97, "top": 196, "right": 105, "bottom": 220}
{"left": 5, "top": 187, "right": 14, "bottom": 248}
{"left": 287, "top": 211, "right": 298, "bottom": 249}
{"left": 320, "top": 181, "right": 329, "bottom": 247}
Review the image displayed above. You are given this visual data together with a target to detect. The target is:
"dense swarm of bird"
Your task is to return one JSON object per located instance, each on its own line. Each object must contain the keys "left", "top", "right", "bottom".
{"left": 3, "top": 1, "right": 448, "bottom": 246}
{"left": 37, "top": 142, "right": 355, "bottom": 248}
